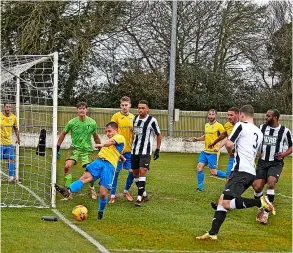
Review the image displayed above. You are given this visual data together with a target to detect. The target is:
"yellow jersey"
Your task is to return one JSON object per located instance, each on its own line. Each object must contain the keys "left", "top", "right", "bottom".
{"left": 204, "top": 121, "right": 225, "bottom": 153}
{"left": 111, "top": 111, "right": 134, "bottom": 153}
{"left": 98, "top": 134, "right": 125, "bottom": 168}
{"left": 0, "top": 112, "right": 18, "bottom": 145}
{"left": 224, "top": 121, "right": 235, "bottom": 136}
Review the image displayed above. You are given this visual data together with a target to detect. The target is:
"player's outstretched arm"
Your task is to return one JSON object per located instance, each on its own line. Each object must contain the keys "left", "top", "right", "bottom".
{"left": 208, "top": 132, "right": 228, "bottom": 149}
{"left": 95, "top": 139, "right": 116, "bottom": 149}
{"left": 225, "top": 139, "right": 234, "bottom": 155}
{"left": 93, "top": 133, "right": 101, "bottom": 144}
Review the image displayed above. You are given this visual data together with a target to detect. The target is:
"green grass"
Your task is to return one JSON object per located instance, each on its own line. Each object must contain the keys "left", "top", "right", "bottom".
{"left": 1, "top": 152, "right": 292, "bottom": 253}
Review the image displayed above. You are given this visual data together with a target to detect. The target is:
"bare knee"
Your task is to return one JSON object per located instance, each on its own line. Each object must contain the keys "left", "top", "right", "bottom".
{"left": 99, "top": 187, "right": 108, "bottom": 199}
{"left": 210, "top": 169, "right": 217, "bottom": 175}
{"left": 197, "top": 164, "right": 204, "bottom": 172}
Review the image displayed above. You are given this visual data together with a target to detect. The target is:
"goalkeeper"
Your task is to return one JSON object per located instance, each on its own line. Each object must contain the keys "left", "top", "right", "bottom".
{"left": 57, "top": 102, "right": 101, "bottom": 200}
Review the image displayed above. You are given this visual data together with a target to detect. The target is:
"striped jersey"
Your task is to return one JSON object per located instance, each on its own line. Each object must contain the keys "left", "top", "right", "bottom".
{"left": 229, "top": 122, "right": 263, "bottom": 175}
{"left": 259, "top": 124, "right": 292, "bottom": 161}
{"left": 131, "top": 115, "right": 161, "bottom": 155}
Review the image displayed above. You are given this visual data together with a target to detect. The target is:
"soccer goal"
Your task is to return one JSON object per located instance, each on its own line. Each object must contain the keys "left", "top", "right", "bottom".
{"left": 1, "top": 53, "right": 58, "bottom": 208}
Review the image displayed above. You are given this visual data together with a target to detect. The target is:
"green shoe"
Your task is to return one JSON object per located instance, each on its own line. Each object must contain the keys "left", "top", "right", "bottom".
{"left": 196, "top": 232, "right": 217, "bottom": 240}
{"left": 260, "top": 196, "right": 276, "bottom": 215}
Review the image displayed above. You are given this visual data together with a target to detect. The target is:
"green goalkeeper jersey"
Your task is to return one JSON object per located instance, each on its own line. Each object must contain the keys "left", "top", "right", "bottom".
{"left": 64, "top": 116, "right": 97, "bottom": 152}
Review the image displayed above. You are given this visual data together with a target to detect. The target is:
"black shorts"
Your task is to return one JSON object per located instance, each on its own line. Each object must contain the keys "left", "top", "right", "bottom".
{"left": 131, "top": 154, "right": 151, "bottom": 170}
{"left": 223, "top": 171, "right": 255, "bottom": 198}
{"left": 255, "top": 159, "right": 284, "bottom": 183}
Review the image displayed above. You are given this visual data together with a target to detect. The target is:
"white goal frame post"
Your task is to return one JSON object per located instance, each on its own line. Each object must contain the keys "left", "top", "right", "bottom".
{"left": 1, "top": 52, "right": 58, "bottom": 208}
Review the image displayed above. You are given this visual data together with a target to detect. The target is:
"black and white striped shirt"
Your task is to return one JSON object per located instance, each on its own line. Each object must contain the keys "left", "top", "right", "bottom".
{"left": 131, "top": 115, "right": 161, "bottom": 155}
{"left": 229, "top": 122, "right": 263, "bottom": 175}
{"left": 259, "top": 124, "right": 292, "bottom": 161}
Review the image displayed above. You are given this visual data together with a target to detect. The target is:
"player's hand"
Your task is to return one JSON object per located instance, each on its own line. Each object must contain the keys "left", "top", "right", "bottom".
{"left": 208, "top": 143, "right": 215, "bottom": 149}
{"left": 214, "top": 147, "right": 220, "bottom": 152}
{"left": 95, "top": 144, "right": 103, "bottom": 149}
{"left": 274, "top": 152, "right": 283, "bottom": 160}
{"left": 154, "top": 149, "right": 160, "bottom": 160}
{"left": 120, "top": 155, "right": 126, "bottom": 162}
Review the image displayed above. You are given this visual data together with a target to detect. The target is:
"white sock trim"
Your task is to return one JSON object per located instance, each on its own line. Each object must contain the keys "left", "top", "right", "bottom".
{"left": 134, "top": 178, "right": 139, "bottom": 182}
{"left": 110, "top": 195, "right": 116, "bottom": 198}
{"left": 229, "top": 199, "right": 236, "bottom": 209}
{"left": 267, "top": 189, "right": 275, "bottom": 195}
{"left": 139, "top": 177, "right": 146, "bottom": 182}
{"left": 254, "top": 191, "right": 263, "bottom": 197}
{"left": 217, "top": 205, "right": 227, "bottom": 212}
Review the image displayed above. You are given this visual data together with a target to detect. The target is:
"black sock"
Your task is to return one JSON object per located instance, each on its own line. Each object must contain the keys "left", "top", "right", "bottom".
{"left": 235, "top": 197, "right": 261, "bottom": 209}
{"left": 209, "top": 211, "right": 227, "bottom": 235}
{"left": 138, "top": 181, "right": 145, "bottom": 197}
{"left": 267, "top": 194, "right": 274, "bottom": 203}
{"left": 135, "top": 179, "right": 139, "bottom": 188}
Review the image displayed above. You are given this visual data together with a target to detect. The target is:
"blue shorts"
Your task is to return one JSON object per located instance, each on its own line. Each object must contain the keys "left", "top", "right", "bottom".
{"left": 0, "top": 145, "right": 15, "bottom": 160}
{"left": 86, "top": 158, "right": 115, "bottom": 190}
{"left": 225, "top": 157, "right": 234, "bottom": 177}
{"left": 116, "top": 152, "right": 131, "bottom": 171}
{"left": 198, "top": 151, "right": 217, "bottom": 169}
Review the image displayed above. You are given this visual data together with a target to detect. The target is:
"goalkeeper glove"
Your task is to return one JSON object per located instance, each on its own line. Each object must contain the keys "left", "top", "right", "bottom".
{"left": 154, "top": 149, "right": 160, "bottom": 160}
{"left": 57, "top": 145, "right": 61, "bottom": 160}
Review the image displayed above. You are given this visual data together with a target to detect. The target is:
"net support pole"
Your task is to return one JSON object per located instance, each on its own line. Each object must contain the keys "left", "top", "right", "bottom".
{"left": 168, "top": 0, "right": 177, "bottom": 137}
{"left": 15, "top": 72, "right": 20, "bottom": 181}
{"left": 51, "top": 52, "right": 58, "bottom": 208}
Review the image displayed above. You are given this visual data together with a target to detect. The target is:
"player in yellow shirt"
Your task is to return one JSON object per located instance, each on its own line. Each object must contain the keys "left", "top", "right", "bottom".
{"left": 0, "top": 103, "right": 20, "bottom": 182}
{"left": 185, "top": 109, "right": 226, "bottom": 191}
{"left": 109, "top": 96, "right": 135, "bottom": 203}
{"left": 55, "top": 121, "right": 125, "bottom": 221}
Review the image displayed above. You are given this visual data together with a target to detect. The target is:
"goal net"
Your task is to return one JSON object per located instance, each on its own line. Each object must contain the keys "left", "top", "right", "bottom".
{"left": 1, "top": 53, "right": 58, "bottom": 208}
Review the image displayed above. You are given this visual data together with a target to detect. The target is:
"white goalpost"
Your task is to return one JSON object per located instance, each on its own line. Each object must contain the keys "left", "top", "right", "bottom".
{"left": 1, "top": 52, "right": 58, "bottom": 208}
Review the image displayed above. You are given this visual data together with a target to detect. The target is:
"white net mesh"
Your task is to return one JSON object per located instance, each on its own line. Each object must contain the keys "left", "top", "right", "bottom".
{"left": 1, "top": 54, "right": 57, "bottom": 208}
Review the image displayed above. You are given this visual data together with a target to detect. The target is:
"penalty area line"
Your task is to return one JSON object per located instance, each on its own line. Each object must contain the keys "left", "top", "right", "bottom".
{"left": 109, "top": 249, "right": 274, "bottom": 253}
{"left": 52, "top": 209, "right": 110, "bottom": 253}
{"left": 209, "top": 176, "right": 292, "bottom": 199}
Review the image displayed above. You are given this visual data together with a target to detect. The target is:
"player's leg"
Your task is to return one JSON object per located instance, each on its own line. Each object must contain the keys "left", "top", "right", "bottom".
{"left": 131, "top": 154, "right": 140, "bottom": 190}
{"left": 64, "top": 149, "right": 78, "bottom": 187}
{"left": 196, "top": 151, "right": 207, "bottom": 191}
{"left": 7, "top": 145, "right": 16, "bottom": 182}
{"left": 109, "top": 160, "right": 123, "bottom": 203}
{"left": 123, "top": 152, "right": 134, "bottom": 202}
{"left": 97, "top": 161, "right": 115, "bottom": 220}
{"left": 135, "top": 155, "right": 150, "bottom": 206}
{"left": 208, "top": 153, "right": 226, "bottom": 179}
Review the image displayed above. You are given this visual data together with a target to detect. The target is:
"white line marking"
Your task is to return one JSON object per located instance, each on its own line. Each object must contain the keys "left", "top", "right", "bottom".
{"left": 1, "top": 170, "right": 110, "bottom": 253}
{"left": 209, "top": 176, "right": 292, "bottom": 199}
{"left": 52, "top": 209, "right": 110, "bottom": 253}
{"left": 109, "top": 249, "right": 274, "bottom": 253}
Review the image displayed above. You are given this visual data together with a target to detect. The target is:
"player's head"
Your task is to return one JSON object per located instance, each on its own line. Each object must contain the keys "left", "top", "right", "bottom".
{"left": 239, "top": 104, "right": 254, "bottom": 122}
{"left": 105, "top": 121, "right": 118, "bottom": 138}
{"left": 227, "top": 107, "right": 239, "bottom": 124}
{"left": 265, "top": 109, "right": 280, "bottom": 126}
{"left": 76, "top": 102, "right": 88, "bottom": 117}
{"left": 207, "top": 109, "right": 217, "bottom": 123}
{"left": 3, "top": 103, "right": 12, "bottom": 115}
{"left": 138, "top": 100, "right": 149, "bottom": 117}
{"left": 120, "top": 96, "right": 131, "bottom": 114}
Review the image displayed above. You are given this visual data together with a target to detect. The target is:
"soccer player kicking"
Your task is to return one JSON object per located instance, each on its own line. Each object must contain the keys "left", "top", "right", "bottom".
{"left": 109, "top": 96, "right": 135, "bottom": 204}
{"left": 196, "top": 105, "right": 275, "bottom": 240}
{"left": 55, "top": 122, "right": 125, "bottom": 221}
{"left": 56, "top": 102, "right": 101, "bottom": 200}
{"left": 132, "top": 100, "right": 161, "bottom": 207}
{"left": 0, "top": 103, "right": 21, "bottom": 182}
{"left": 208, "top": 107, "right": 239, "bottom": 209}
{"left": 185, "top": 109, "right": 226, "bottom": 191}
{"left": 253, "top": 109, "right": 292, "bottom": 224}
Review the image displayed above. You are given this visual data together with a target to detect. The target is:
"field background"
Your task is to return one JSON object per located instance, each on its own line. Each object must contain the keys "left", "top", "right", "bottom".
{"left": 1, "top": 152, "right": 292, "bottom": 253}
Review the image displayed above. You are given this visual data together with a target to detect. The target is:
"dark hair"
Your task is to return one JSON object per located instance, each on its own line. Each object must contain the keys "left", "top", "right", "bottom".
{"left": 228, "top": 107, "right": 239, "bottom": 114}
{"left": 3, "top": 103, "right": 11, "bottom": 107}
{"left": 138, "top": 100, "right": 149, "bottom": 106}
{"left": 271, "top": 109, "right": 280, "bottom": 120}
{"left": 240, "top": 104, "right": 254, "bottom": 117}
{"left": 76, "top": 102, "right": 88, "bottom": 108}
{"left": 208, "top": 108, "right": 217, "bottom": 114}
{"left": 120, "top": 96, "right": 131, "bottom": 103}
{"left": 106, "top": 121, "right": 118, "bottom": 129}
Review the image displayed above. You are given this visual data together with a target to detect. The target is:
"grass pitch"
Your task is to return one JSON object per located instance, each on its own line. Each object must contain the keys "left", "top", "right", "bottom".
{"left": 1, "top": 152, "right": 292, "bottom": 253}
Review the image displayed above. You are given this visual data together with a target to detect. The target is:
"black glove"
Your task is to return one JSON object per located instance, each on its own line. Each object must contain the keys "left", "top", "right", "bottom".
{"left": 154, "top": 149, "right": 160, "bottom": 160}
{"left": 57, "top": 145, "right": 61, "bottom": 160}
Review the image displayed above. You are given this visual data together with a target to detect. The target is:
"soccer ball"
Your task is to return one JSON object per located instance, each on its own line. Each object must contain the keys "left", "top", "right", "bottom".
{"left": 72, "top": 205, "right": 88, "bottom": 221}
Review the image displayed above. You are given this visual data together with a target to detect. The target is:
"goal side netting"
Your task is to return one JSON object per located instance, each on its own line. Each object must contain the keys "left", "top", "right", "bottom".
{"left": 1, "top": 53, "right": 58, "bottom": 208}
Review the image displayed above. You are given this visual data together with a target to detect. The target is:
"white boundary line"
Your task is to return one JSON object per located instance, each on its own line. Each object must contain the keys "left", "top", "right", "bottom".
{"left": 209, "top": 175, "right": 292, "bottom": 199}
{"left": 109, "top": 249, "right": 275, "bottom": 253}
{"left": 52, "top": 209, "right": 110, "bottom": 253}
{"left": 1, "top": 170, "right": 110, "bottom": 253}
